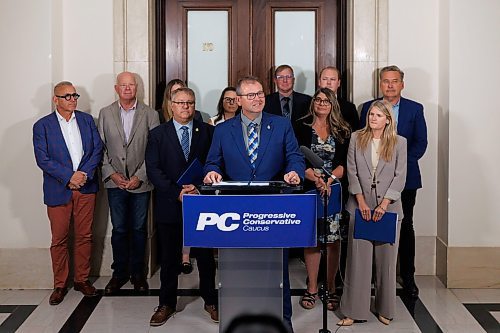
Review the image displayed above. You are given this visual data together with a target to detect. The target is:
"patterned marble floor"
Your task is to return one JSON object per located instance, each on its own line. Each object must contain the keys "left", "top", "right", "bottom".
{"left": 1, "top": 259, "right": 499, "bottom": 333}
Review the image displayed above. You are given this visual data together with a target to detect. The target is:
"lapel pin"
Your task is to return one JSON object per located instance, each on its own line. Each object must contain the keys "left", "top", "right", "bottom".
{"left": 267, "top": 125, "right": 271, "bottom": 130}
{"left": 195, "top": 127, "right": 199, "bottom": 132}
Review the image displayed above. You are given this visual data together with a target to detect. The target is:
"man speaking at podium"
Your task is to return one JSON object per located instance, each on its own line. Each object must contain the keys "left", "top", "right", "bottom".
{"left": 204, "top": 76, "right": 305, "bottom": 332}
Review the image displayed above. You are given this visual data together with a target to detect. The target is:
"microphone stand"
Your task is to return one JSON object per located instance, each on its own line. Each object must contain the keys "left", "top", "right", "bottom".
{"left": 318, "top": 171, "right": 331, "bottom": 333}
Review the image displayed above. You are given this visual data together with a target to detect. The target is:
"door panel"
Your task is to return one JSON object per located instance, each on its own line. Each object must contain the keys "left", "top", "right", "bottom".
{"left": 252, "top": 0, "right": 338, "bottom": 93}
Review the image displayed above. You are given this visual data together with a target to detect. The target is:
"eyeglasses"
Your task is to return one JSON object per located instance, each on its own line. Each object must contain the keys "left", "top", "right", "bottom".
{"left": 56, "top": 93, "right": 80, "bottom": 101}
{"left": 171, "top": 101, "right": 195, "bottom": 107}
{"left": 313, "top": 97, "right": 331, "bottom": 106}
{"left": 276, "top": 74, "right": 294, "bottom": 81}
{"left": 238, "top": 91, "right": 265, "bottom": 100}
{"left": 223, "top": 97, "right": 236, "bottom": 104}
{"left": 381, "top": 79, "right": 401, "bottom": 85}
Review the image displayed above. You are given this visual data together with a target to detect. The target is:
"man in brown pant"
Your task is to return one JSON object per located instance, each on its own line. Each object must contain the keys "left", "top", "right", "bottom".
{"left": 33, "top": 81, "right": 103, "bottom": 305}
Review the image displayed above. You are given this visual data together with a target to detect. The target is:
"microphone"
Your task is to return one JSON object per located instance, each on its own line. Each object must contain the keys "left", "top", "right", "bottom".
{"left": 300, "top": 146, "right": 323, "bottom": 168}
{"left": 299, "top": 146, "right": 338, "bottom": 182}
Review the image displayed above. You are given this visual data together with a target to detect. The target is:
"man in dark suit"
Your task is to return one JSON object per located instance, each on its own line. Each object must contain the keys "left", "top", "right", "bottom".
{"left": 360, "top": 65, "right": 428, "bottom": 298}
{"left": 98, "top": 71, "right": 160, "bottom": 294}
{"left": 317, "top": 66, "right": 360, "bottom": 287}
{"left": 146, "top": 87, "right": 218, "bottom": 326}
{"left": 33, "top": 81, "right": 103, "bottom": 305}
{"left": 318, "top": 66, "right": 360, "bottom": 131}
{"left": 263, "top": 64, "right": 312, "bottom": 123}
{"left": 204, "top": 76, "right": 305, "bottom": 333}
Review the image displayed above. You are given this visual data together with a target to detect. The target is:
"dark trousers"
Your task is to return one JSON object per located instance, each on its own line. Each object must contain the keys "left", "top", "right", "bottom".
{"left": 282, "top": 249, "right": 293, "bottom": 330}
{"left": 398, "top": 189, "right": 417, "bottom": 283}
{"left": 157, "top": 223, "right": 217, "bottom": 308}
{"left": 107, "top": 188, "right": 150, "bottom": 279}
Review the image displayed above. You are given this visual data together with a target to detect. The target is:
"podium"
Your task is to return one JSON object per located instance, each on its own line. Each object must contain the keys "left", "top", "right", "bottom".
{"left": 183, "top": 182, "right": 315, "bottom": 332}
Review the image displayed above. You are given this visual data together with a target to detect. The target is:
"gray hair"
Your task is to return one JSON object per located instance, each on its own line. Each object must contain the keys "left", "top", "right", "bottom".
{"left": 53, "top": 81, "right": 73, "bottom": 95}
{"left": 379, "top": 65, "right": 404, "bottom": 81}
{"left": 171, "top": 87, "right": 195, "bottom": 100}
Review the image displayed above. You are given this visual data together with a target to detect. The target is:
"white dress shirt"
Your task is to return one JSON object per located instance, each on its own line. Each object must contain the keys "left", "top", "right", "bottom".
{"left": 56, "top": 111, "right": 84, "bottom": 171}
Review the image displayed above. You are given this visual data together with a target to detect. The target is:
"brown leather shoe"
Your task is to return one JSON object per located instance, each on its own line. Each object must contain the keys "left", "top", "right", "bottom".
{"left": 131, "top": 276, "right": 149, "bottom": 292}
{"left": 74, "top": 280, "right": 98, "bottom": 297}
{"left": 150, "top": 305, "right": 175, "bottom": 327}
{"left": 104, "top": 277, "right": 128, "bottom": 295}
{"left": 49, "top": 287, "right": 67, "bottom": 305}
{"left": 204, "top": 304, "right": 219, "bottom": 323}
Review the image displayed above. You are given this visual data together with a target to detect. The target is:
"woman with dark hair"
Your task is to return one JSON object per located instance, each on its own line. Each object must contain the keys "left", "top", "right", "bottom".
{"left": 338, "top": 100, "right": 407, "bottom": 326}
{"left": 294, "top": 87, "right": 351, "bottom": 311}
{"left": 209, "top": 87, "right": 239, "bottom": 126}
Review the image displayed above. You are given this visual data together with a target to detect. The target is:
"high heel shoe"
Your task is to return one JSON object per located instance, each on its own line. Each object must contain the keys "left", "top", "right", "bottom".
{"left": 378, "top": 314, "right": 392, "bottom": 325}
{"left": 337, "top": 317, "right": 354, "bottom": 326}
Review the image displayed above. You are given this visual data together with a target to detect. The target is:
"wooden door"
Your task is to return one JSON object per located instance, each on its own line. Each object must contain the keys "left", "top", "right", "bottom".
{"left": 155, "top": 0, "right": 346, "bottom": 108}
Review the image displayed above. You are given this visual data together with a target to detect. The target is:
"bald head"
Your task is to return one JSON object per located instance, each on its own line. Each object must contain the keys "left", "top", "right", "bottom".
{"left": 115, "top": 71, "right": 138, "bottom": 104}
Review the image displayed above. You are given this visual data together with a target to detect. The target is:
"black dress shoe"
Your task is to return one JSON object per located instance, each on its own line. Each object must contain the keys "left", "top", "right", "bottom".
{"left": 404, "top": 280, "right": 419, "bottom": 298}
{"left": 181, "top": 262, "right": 193, "bottom": 274}
{"left": 131, "top": 276, "right": 149, "bottom": 292}
{"left": 104, "top": 277, "right": 128, "bottom": 295}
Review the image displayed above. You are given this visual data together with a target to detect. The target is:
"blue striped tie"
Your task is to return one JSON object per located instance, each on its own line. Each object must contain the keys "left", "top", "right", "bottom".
{"left": 247, "top": 123, "right": 258, "bottom": 167}
{"left": 180, "top": 126, "right": 189, "bottom": 161}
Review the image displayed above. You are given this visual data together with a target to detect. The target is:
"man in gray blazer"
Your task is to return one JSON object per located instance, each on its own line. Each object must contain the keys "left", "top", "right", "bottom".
{"left": 98, "top": 71, "right": 160, "bottom": 294}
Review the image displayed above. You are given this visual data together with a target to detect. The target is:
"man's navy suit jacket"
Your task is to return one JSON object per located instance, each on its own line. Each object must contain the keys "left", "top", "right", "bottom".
{"left": 360, "top": 97, "right": 427, "bottom": 189}
{"left": 204, "top": 112, "right": 305, "bottom": 181}
{"left": 146, "top": 119, "right": 213, "bottom": 225}
{"left": 263, "top": 91, "right": 312, "bottom": 123}
{"left": 33, "top": 110, "right": 103, "bottom": 206}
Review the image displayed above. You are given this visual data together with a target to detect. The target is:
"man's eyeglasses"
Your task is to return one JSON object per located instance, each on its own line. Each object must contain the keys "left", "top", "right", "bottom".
{"left": 238, "top": 91, "right": 265, "bottom": 100}
{"left": 56, "top": 93, "right": 80, "bottom": 101}
{"left": 313, "top": 97, "right": 331, "bottom": 106}
{"left": 276, "top": 74, "right": 294, "bottom": 81}
{"left": 171, "top": 101, "right": 195, "bottom": 107}
{"left": 223, "top": 97, "right": 236, "bottom": 104}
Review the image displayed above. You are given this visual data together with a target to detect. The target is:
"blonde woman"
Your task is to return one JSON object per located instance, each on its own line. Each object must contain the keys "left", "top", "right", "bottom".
{"left": 338, "top": 100, "right": 407, "bottom": 326}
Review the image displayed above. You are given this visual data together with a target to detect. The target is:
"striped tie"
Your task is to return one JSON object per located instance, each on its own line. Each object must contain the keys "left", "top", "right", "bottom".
{"left": 247, "top": 122, "right": 258, "bottom": 167}
{"left": 282, "top": 97, "right": 290, "bottom": 118}
{"left": 180, "top": 126, "right": 189, "bottom": 161}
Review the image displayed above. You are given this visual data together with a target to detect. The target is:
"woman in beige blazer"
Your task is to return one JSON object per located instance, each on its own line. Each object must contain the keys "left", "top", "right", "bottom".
{"left": 338, "top": 100, "right": 407, "bottom": 326}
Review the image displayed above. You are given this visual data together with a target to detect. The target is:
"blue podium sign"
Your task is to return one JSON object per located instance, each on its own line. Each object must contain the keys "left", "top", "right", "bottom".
{"left": 183, "top": 194, "right": 316, "bottom": 248}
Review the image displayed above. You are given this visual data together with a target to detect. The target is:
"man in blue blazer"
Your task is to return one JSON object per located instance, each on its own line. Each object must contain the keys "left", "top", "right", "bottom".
{"left": 360, "top": 65, "right": 428, "bottom": 298}
{"left": 33, "top": 81, "right": 103, "bottom": 305}
{"left": 146, "top": 87, "right": 218, "bottom": 326}
{"left": 204, "top": 76, "right": 305, "bottom": 333}
{"left": 263, "top": 64, "right": 312, "bottom": 124}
